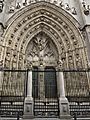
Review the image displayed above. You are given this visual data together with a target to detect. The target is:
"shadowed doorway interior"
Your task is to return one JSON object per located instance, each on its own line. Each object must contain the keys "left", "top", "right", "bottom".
{"left": 32, "top": 67, "right": 57, "bottom": 99}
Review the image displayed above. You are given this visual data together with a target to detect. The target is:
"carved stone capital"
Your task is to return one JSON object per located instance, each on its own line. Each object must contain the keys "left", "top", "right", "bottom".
{"left": 57, "top": 59, "right": 63, "bottom": 70}
{"left": 26, "top": 61, "right": 33, "bottom": 70}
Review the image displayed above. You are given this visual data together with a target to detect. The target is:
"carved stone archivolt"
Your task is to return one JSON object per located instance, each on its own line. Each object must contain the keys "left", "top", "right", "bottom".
{"left": 0, "top": 2, "right": 89, "bottom": 96}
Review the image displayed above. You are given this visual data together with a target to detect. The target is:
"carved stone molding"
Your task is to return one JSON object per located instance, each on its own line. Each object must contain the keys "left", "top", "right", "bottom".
{"left": 0, "top": 2, "right": 87, "bottom": 70}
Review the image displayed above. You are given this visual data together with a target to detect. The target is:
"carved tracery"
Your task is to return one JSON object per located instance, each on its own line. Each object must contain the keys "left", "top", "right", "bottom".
{"left": 26, "top": 32, "right": 58, "bottom": 67}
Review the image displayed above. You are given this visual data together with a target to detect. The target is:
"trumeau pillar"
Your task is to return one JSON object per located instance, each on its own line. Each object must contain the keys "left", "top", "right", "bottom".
{"left": 57, "top": 60, "right": 72, "bottom": 120}
{"left": 23, "top": 69, "right": 34, "bottom": 119}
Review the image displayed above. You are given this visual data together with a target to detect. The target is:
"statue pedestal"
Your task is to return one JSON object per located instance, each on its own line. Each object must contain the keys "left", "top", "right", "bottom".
{"left": 23, "top": 97, "right": 34, "bottom": 119}
{"left": 59, "top": 97, "right": 72, "bottom": 120}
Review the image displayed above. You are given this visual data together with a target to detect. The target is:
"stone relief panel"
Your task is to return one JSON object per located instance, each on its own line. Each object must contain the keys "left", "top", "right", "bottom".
{"left": 65, "top": 71, "right": 89, "bottom": 97}
{"left": 25, "top": 32, "right": 58, "bottom": 67}
{"left": 64, "top": 49, "right": 89, "bottom": 97}
{"left": 2, "top": 71, "right": 25, "bottom": 96}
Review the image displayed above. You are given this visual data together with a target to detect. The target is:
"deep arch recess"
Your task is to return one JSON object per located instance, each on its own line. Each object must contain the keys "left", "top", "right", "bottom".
{"left": 1, "top": 1, "right": 88, "bottom": 70}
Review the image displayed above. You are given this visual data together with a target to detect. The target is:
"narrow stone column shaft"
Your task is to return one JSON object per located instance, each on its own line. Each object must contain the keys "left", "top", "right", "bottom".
{"left": 59, "top": 72, "right": 65, "bottom": 97}
{"left": 23, "top": 70, "right": 34, "bottom": 119}
{"left": 58, "top": 71, "right": 72, "bottom": 119}
{"left": 27, "top": 70, "right": 32, "bottom": 97}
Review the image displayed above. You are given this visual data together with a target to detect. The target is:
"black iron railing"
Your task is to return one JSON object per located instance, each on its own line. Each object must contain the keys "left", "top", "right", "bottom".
{"left": 34, "top": 98, "right": 59, "bottom": 118}
{"left": 0, "top": 69, "right": 90, "bottom": 118}
{"left": 70, "top": 102, "right": 90, "bottom": 118}
{"left": 0, "top": 101, "right": 23, "bottom": 118}
{"left": 0, "top": 70, "right": 27, "bottom": 118}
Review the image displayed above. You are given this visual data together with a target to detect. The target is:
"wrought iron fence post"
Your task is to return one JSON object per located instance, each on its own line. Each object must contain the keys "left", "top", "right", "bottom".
{"left": 74, "top": 113, "right": 77, "bottom": 120}
{"left": 17, "top": 111, "right": 19, "bottom": 120}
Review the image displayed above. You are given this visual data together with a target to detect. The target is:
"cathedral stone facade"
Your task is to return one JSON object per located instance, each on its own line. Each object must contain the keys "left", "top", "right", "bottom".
{"left": 0, "top": 0, "right": 90, "bottom": 119}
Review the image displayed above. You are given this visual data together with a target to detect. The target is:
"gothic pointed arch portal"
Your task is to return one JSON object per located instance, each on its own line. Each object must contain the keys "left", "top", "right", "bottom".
{"left": 26, "top": 32, "right": 58, "bottom": 99}
{"left": 1, "top": 2, "right": 89, "bottom": 98}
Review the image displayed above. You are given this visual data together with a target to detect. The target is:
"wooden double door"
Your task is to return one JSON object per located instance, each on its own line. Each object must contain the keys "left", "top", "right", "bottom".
{"left": 32, "top": 67, "right": 57, "bottom": 99}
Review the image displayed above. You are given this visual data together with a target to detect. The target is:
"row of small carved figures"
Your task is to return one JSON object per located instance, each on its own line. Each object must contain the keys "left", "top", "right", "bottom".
{"left": 0, "top": 0, "right": 77, "bottom": 15}
{"left": 0, "top": 0, "right": 90, "bottom": 15}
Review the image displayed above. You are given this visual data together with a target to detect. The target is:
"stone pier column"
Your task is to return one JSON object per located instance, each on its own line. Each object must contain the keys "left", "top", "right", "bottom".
{"left": 27, "top": 71, "right": 33, "bottom": 98}
{"left": 23, "top": 70, "right": 34, "bottom": 119}
{"left": 58, "top": 71, "right": 72, "bottom": 120}
{"left": 59, "top": 72, "right": 65, "bottom": 97}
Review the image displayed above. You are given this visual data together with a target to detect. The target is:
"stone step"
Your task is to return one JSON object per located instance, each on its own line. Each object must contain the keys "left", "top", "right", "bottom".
{"left": 0, "top": 117, "right": 90, "bottom": 120}
{"left": 34, "top": 99, "right": 59, "bottom": 117}
{"left": 34, "top": 118, "right": 59, "bottom": 120}
{"left": 0, "top": 118, "right": 59, "bottom": 120}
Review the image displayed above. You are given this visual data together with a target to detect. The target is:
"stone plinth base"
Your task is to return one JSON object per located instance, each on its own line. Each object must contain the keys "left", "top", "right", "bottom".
{"left": 60, "top": 116, "right": 72, "bottom": 120}
{"left": 23, "top": 97, "right": 34, "bottom": 119}
{"left": 59, "top": 97, "right": 72, "bottom": 120}
{"left": 23, "top": 114, "right": 34, "bottom": 119}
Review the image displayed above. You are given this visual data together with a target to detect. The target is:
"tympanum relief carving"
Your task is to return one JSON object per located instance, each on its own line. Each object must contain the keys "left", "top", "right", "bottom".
{"left": 26, "top": 32, "right": 58, "bottom": 67}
